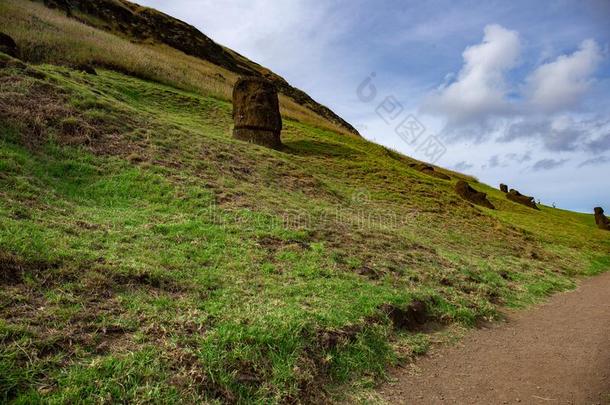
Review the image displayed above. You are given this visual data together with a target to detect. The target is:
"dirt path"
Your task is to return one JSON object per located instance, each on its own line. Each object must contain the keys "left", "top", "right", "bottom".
{"left": 379, "top": 272, "right": 610, "bottom": 404}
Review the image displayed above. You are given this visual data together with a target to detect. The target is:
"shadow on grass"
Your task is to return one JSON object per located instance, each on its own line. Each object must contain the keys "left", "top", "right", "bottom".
{"left": 282, "top": 139, "right": 361, "bottom": 158}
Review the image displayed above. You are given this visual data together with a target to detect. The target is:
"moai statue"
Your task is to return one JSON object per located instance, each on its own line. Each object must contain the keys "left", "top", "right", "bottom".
{"left": 232, "top": 77, "right": 282, "bottom": 149}
{"left": 594, "top": 207, "right": 610, "bottom": 231}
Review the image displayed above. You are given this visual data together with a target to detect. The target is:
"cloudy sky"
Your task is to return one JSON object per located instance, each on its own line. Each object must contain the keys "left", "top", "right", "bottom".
{"left": 138, "top": 0, "right": 610, "bottom": 212}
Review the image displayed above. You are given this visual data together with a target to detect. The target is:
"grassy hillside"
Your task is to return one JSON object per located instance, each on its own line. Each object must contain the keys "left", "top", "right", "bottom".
{"left": 1, "top": 4, "right": 609, "bottom": 405}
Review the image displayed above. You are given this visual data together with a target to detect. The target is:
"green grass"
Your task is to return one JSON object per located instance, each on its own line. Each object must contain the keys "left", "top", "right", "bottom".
{"left": 0, "top": 56, "right": 609, "bottom": 404}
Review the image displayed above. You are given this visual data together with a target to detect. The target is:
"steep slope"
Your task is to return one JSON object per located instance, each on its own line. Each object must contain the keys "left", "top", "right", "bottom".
{"left": 12, "top": 0, "right": 359, "bottom": 136}
{"left": 0, "top": 3, "right": 609, "bottom": 404}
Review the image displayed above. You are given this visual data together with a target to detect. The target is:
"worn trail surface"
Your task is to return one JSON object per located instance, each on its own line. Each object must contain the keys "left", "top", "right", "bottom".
{"left": 379, "top": 272, "right": 610, "bottom": 404}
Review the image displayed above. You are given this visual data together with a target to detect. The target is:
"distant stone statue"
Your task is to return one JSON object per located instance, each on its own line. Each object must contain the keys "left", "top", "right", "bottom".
{"left": 500, "top": 184, "right": 508, "bottom": 193}
{"left": 594, "top": 207, "right": 610, "bottom": 230}
{"left": 507, "top": 189, "right": 539, "bottom": 210}
{"left": 455, "top": 180, "right": 495, "bottom": 209}
{"left": 232, "top": 77, "right": 282, "bottom": 149}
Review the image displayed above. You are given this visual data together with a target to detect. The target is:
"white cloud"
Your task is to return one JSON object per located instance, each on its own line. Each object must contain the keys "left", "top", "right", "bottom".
{"left": 526, "top": 39, "right": 603, "bottom": 112}
{"left": 422, "top": 24, "right": 520, "bottom": 128}
{"left": 421, "top": 25, "right": 606, "bottom": 154}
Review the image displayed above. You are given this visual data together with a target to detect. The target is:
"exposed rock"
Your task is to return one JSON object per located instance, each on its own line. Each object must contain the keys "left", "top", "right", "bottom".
{"left": 500, "top": 184, "right": 508, "bottom": 193}
{"left": 232, "top": 77, "right": 282, "bottom": 149}
{"left": 0, "top": 32, "right": 18, "bottom": 58}
{"left": 409, "top": 163, "right": 451, "bottom": 180}
{"left": 507, "top": 189, "right": 539, "bottom": 210}
{"left": 455, "top": 180, "right": 495, "bottom": 209}
{"left": 594, "top": 207, "right": 610, "bottom": 231}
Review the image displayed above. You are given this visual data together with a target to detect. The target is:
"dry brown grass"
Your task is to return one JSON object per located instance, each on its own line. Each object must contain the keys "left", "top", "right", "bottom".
{"left": 0, "top": 0, "right": 233, "bottom": 98}
{"left": 0, "top": 0, "right": 351, "bottom": 135}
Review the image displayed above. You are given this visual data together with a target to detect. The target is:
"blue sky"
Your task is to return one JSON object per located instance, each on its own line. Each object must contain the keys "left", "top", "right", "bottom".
{"left": 138, "top": 0, "right": 610, "bottom": 212}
